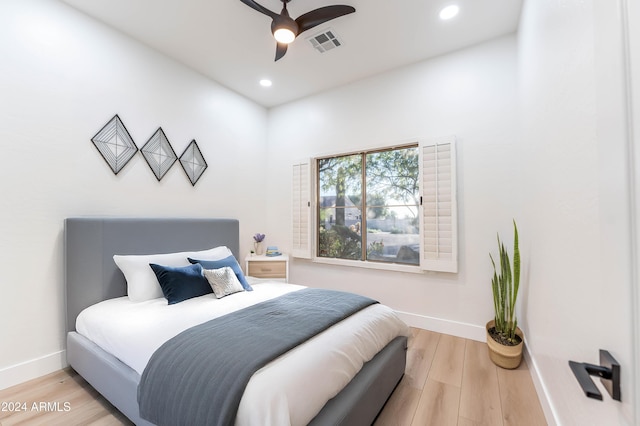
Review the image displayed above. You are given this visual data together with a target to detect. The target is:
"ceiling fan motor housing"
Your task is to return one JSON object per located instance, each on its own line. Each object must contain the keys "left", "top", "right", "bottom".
{"left": 271, "top": 9, "right": 299, "bottom": 38}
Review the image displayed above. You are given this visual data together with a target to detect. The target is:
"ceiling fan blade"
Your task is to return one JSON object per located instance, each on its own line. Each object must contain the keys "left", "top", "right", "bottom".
{"left": 275, "top": 42, "right": 288, "bottom": 61}
{"left": 239, "top": 0, "right": 278, "bottom": 19}
{"left": 295, "top": 5, "right": 356, "bottom": 35}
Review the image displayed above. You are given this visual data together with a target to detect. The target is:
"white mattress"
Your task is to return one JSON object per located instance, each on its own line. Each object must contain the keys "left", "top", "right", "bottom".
{"left": 76, "top": 281, "right": 409, "bottom": 426}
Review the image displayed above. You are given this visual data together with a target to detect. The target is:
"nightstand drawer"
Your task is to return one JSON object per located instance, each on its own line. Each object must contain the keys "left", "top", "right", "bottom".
{"left": 248, "top": 260, "right": 287, "bottom": 278}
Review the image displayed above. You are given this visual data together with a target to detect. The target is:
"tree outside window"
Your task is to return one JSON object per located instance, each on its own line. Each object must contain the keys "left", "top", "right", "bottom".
{"left": 317, "top": 145, "right": 419, "bottom": 265}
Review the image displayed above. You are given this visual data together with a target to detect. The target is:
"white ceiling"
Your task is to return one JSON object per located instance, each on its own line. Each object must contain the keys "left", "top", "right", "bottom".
{"left": 60, "top": 0, "right": 523, "bottom": 108}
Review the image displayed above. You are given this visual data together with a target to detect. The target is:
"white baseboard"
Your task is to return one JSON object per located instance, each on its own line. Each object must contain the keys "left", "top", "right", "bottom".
{"left": 523, "top": 343, "right": 559, "bottom": 426}
{"left": 395, "top": 311, "right": 487, "bottom": 342}
{"left": 0, "top": 350, "right": 67, "bottom": 391}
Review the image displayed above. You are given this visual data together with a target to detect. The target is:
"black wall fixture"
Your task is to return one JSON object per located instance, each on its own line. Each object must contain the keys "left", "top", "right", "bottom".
{"left": 141, "top": 127, "right": 177, "bottom": 181}
{"left": 569, "top": 350, "right": 621, "bottom": 401}
{"left": 179, "top": 140, "right": 207, "bottom": 186}
{"left": 91, "top": 114, "right": 138, "bottom": 174}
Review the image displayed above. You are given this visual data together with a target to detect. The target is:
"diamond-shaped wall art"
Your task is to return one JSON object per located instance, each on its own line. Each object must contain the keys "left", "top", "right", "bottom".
{"left": 179, "top": 140, "right": 208, "bottom": 186}
{"left": 91, "top": 114, "right": 138, "bottom": 174}
{"left": 141, "top": 127, "right": 177, "bottom": 181}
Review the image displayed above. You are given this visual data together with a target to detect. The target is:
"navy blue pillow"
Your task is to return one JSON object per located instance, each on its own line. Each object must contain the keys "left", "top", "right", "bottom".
{"left": 149, "top": 263, "right": 212, "bottom": 305}
{"left": 188, "top": 255, "right": 253, "bottom": 291}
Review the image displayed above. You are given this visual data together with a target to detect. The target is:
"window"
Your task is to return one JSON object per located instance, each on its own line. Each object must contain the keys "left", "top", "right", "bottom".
{"left": 292, "top": 136, "right": 457, "bottom": 273}
{"left": 317, "top": 146, "right": 420, "bottom": 265}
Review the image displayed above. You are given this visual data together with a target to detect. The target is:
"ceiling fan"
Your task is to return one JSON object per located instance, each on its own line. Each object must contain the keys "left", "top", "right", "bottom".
{"left": 239, "top": 0, "right": 356, "bottom": 61}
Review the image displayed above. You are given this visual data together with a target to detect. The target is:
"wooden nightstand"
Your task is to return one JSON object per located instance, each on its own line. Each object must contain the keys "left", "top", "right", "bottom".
{"left": 245, "top": 254, "right": 289, "bottom": 282}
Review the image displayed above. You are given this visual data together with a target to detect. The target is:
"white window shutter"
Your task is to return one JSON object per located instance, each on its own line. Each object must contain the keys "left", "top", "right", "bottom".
{"left": 419, "top": 136, "right": 458, "bottom": 273}
{"left": 292, "top": 160, "right": 312, "bottom": 259}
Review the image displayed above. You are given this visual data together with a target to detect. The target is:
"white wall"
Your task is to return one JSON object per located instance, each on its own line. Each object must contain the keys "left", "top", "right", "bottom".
{"left": 266, "top": 35, "right": 519, "bottom": 339}
{"left": 267, "top": 4, "right": 639, "bottom": 422}
{"left": 627, "top": 0, "right": 640, "bottom": 420}
{"left": 0, "top": 0, "right": 268, "bottom": 389}
{"left": 518, "top": 0, "right": 635, "bottom": 424}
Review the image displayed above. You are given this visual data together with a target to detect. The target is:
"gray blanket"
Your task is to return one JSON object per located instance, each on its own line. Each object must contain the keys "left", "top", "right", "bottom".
{"left": 137, "top": 288, "right": 378, "bottom": 426}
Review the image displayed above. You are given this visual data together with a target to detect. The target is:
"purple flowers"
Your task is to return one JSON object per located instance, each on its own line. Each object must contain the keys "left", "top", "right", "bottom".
{"left": 253, "top": 233, "right": 265, "bottom": 243}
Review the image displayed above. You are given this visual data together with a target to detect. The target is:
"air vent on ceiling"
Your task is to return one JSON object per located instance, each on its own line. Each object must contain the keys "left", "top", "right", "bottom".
{"left": 307, "top": 29, "right": 342, "bottom": 53}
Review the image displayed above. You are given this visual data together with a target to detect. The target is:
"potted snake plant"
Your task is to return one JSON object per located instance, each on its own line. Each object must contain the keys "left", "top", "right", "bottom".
{"left": 486, "top": 220, "right": 523, "bottom": 369}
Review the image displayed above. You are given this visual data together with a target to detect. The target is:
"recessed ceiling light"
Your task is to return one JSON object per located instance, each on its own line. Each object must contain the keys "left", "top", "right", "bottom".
{"left": 259, "top": 79, "right": 272, "bottom": 87}
{"left": 439, "top": 5, "right": 459, "bottom": 20}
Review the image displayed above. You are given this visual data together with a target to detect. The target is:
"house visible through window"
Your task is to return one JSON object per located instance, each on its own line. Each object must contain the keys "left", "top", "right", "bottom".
{"left": 317, "top": 145, "right": 420, "bottom": 265}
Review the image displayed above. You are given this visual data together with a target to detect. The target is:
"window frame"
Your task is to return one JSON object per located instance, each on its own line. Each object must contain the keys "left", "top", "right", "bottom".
{"left": 315, "top": 143, "right": 420, "bottom": 266}
{"left": 292, "top": 136, "right": 458, "bottom": 273}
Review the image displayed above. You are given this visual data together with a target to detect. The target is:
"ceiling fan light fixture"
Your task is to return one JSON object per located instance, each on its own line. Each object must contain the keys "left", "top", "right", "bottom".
{"left": 240, "top": 0, "right": 356, "bottom": 60}
{"left": 271, "top": 14, "right": 298, "bottom": 44}
{"left": 273, "top": 27, "right": 296, "bottom": 44}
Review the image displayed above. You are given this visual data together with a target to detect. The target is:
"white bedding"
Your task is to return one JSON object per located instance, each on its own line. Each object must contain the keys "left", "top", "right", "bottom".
{"left": 76, "top": 281, "right": 409, "bottom": 426}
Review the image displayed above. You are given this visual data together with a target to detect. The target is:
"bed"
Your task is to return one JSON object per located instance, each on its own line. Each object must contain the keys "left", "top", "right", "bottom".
{"left": 64, "top": 217, "right": 408, "bottom": 425}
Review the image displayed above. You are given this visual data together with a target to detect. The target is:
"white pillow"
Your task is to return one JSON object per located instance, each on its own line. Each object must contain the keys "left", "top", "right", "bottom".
{"left": 114, "top": 246, "right": 232, "bottom": 302}
{"left": 203, "top": 266, "right": 245, "bottom": 299}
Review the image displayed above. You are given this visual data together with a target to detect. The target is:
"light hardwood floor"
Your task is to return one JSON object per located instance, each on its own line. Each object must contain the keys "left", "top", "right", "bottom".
{"left": 375, "top": 328, "right": 547, "bottom": 426}
{"left": 0, "top": 328, "right": 546, "bottom": 426}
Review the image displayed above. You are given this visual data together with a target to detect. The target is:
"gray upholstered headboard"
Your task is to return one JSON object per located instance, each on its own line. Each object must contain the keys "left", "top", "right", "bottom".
{"left": 64, "top": 217, "right": 240, "bottom": 332}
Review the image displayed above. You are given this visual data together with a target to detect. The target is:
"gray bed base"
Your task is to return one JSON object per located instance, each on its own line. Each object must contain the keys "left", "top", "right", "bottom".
{"left": 64, "top": 217, "right": 407, "bottom": 425}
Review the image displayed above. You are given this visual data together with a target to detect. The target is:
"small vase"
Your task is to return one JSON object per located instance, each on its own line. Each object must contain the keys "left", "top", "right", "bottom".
{"left": 254, "top": 242, "right": 264, "bottom": 255}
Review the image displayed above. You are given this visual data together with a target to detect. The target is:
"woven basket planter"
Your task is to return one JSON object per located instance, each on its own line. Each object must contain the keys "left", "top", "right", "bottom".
{"left": 486, "top": 320, "right": 523, "bottom": 369}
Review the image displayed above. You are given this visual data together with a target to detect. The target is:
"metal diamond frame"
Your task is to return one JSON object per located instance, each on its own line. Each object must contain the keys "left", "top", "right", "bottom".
{"left": 141, "top": 127, "right": 177, "bottom": 181}
{"left": 179, "top": 140, "right": 208, "bottom": 186}
{"left": 91, "top": 114, "right": 138, "bottom": 175}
